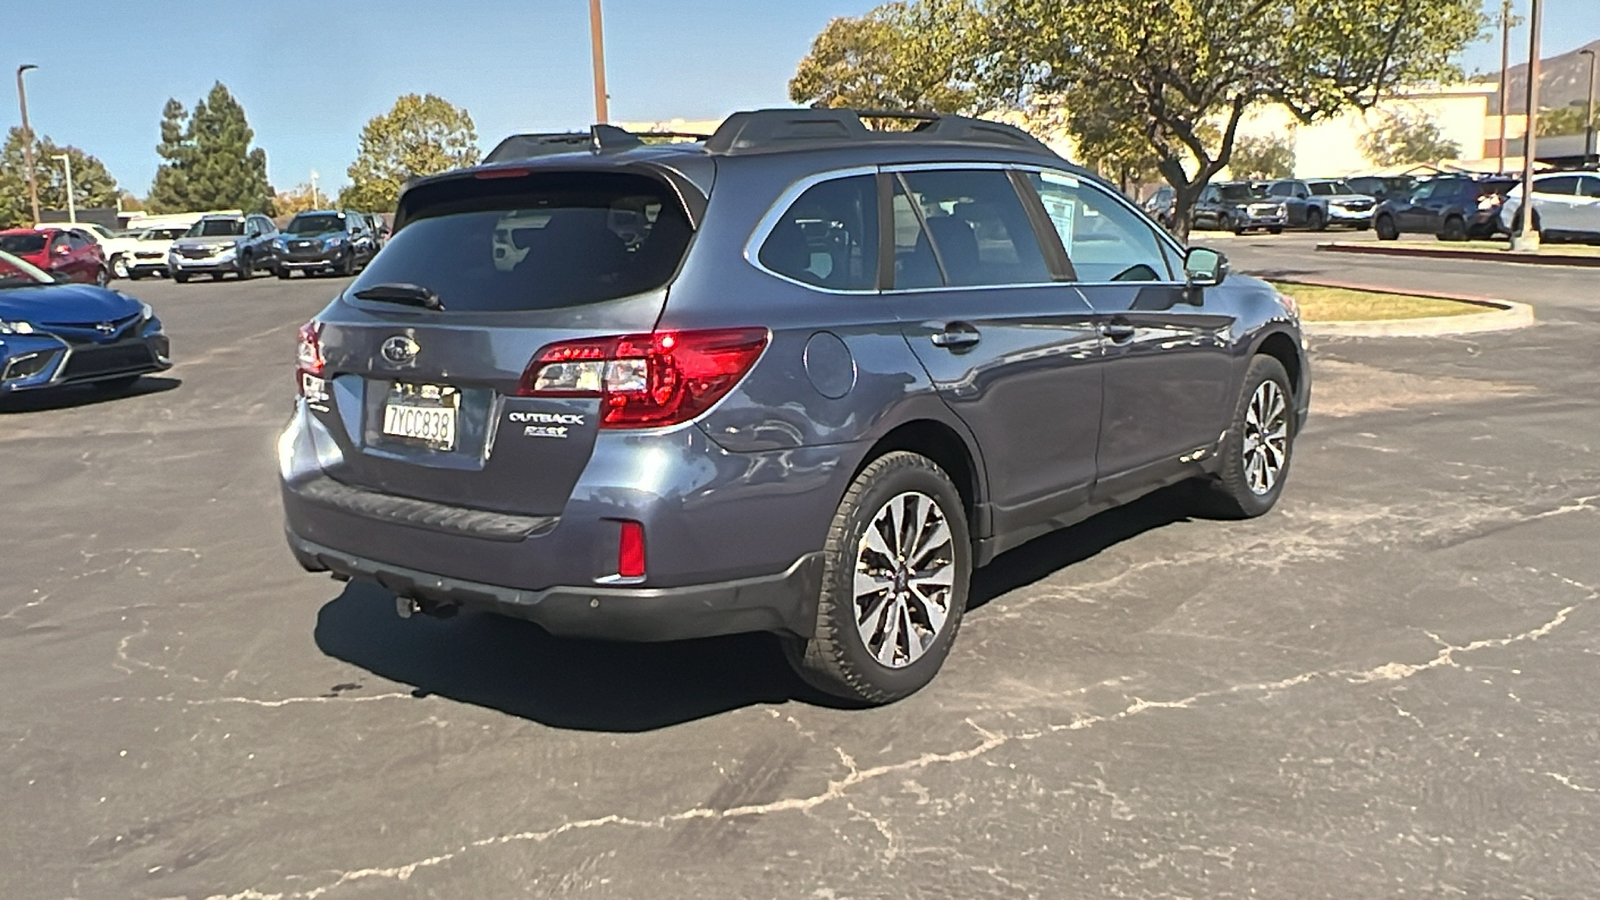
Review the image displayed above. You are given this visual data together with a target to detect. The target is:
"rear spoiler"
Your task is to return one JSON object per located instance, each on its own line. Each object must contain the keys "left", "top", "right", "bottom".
{"left": 392, "top": 162, "right": 709, "bottom": 233}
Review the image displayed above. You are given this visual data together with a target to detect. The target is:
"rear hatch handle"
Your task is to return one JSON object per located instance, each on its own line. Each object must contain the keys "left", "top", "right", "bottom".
{"left": 352, "top": 283, "right": 444, "bottom": 311}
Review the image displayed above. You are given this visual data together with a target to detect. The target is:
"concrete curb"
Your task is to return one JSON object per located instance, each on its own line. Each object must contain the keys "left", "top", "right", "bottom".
{"left": 1316, "top": 241, "right": 1600, "bottom": 267}
{"left": 1276, "top": 279, "right": 1537, "bottom": 338}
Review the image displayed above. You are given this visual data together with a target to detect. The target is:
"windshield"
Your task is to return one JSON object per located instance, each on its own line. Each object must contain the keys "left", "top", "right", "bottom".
{"left": 140, "top": 228, "right": 188, "bottom": 241}
{"left": 187, "top": 219, "right": 244, "bottom": 237}
{"left": 285, "top": 214, "right": 345, "bottom": 236}
{"left": 0, "top": 248, "right": 53, "bottom": 288}
{"left": 350, "top": 173, "right": 692, "bottom": 312}
{"left": 1309, "top": 181, "right": 1354, "bottom": 196}
{"left": 0, "top": 233, "right": 48, "bottom": 254}
{"left": 1218, "top": 184, "right": 1262, "bottom": 201}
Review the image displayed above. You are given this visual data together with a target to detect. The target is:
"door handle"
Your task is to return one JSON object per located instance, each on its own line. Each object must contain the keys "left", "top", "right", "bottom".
{"left": 1101, "top": 323, "right": 1137, "bottom": 343}
{"left": 930, "top": 323, "right": 981, "bottom": 350}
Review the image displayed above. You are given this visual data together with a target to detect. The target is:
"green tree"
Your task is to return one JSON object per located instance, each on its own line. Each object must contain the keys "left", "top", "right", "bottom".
{"left": 1358, "top": 110, "right": 1463, "bottom": 166}
{"left": 274, "top": 183, "right": 323, "bottom": 216}
{"left": 981, "top": 0, "right": 1485, "bottom": 238}
{"left": 0, "top": 128, "right": 120, "bottom": 228}
{"left": 1536, "top": 103, "right": 1598, "bottom": 138}
{"left": 340, "top": 94, "right": 480, "bottom": 212}
{"left": 1229, "top": 134, "right": 1297, "bottom": 180}
{"left": 789, "top": 1, "right": 980, "bottom": 113}
{"left": 146, "top": 85, "right": 274, "bottom": 214}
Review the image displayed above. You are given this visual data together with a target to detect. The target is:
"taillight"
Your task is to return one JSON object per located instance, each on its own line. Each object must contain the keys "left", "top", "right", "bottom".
{"left": 297, "top": 321, "right": 325, "bottom": 399}
{"left": 518, "top": 328, "right": 769, "bottom": 428}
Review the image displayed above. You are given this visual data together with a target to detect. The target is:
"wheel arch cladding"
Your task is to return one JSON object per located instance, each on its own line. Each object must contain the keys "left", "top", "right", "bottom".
{"left": 852, "top": 420, "right": 981, "bottom": 532}
{"left": 1255, "top": 331, "right": 1302, "bottom": 398}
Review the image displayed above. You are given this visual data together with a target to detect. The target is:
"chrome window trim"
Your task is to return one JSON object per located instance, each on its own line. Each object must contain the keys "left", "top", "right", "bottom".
{"left": 743, "top": 165, "right": 881, "bottom": 296}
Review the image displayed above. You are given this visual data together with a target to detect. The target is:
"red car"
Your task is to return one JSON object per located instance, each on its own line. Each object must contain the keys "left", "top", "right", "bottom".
{"left": 0, "top": 226, "right": 109, "bottom": 286}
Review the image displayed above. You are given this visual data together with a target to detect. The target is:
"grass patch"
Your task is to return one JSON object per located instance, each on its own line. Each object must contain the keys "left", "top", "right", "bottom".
{"left": 1268, "top": 282, "right": 1487, "bottom": 322}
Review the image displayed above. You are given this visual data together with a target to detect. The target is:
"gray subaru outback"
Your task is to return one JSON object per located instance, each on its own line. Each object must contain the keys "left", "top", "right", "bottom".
{"left": 279, "top": 109, "right": 1309, "bottom": 704}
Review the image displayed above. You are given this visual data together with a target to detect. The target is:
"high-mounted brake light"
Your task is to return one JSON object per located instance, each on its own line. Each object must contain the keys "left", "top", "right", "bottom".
{"left": 518, "top": 328, "right": 769, "bottom": 428}
{"left": 474, "top": 167, "right": 532, "bottom": 180}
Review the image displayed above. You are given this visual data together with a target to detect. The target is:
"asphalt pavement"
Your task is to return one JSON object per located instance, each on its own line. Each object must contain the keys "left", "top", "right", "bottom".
{"left": 2, "top": 244, "right": 1597, "bottom": 899}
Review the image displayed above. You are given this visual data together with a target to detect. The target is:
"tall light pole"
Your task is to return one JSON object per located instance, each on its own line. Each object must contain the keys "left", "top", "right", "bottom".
{"left": 589, "top": 0, "right": 609, "bottom": 123}
{"left": 15, "top": 64, "right": 41, "bottom": 225}
{"left": 1581, "top": 48, "right": 1597, "bottom": 160}
{"left": 1513, "top": 0, "right": 1543, "bottom": 253}
{"left": 53, "top": 153, "right": 75, "bottom": 223}
{"left": 1497, "top": 0, "right": 1513, "bottom": 174}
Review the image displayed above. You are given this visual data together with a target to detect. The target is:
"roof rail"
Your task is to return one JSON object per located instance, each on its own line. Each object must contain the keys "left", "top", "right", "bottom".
{"left": 483, "top": 125, "right": 712, "bottom": 164}
{"left": 704, "top": 108, "right": 1054, "bottom": 156}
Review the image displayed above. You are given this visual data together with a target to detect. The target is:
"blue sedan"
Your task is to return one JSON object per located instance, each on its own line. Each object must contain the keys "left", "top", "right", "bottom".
{"left": 0, "top": 249, "right": 171, "bottom": 394}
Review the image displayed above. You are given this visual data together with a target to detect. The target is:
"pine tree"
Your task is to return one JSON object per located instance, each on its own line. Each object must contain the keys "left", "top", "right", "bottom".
{"left": 146, "top": 85, "right": 274, "bottom": 214}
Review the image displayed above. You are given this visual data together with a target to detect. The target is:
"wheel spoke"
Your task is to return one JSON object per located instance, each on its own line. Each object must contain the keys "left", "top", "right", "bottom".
{"left": 909, "top": 517, "right": 951, "bottom": 569}
{"left": 861, "top": 523, "right": 895, "bottom": 565}
{"left": 875, "top": 599, "right": 904, "bottom": 666}
{"left": 854, "top": 570, "right": 893, "bottom": 602}
{"left": 907, "top": 583, "right": 948, "bottom": 637}
{"left": 900, "top": 602, "right": 926, "bottom": 664}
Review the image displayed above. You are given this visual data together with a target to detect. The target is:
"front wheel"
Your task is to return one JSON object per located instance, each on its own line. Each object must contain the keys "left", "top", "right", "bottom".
{"left": 1439, "top": 216, "right": 1467, "bottom": 242}
{"left": 275, "top": 266, "right": 291, "bottom": 279}
{"left": 785, "top": 451, "right": 971, "bottom": 705}
{"left": 1268, "top": 226, "right": 1284, "bottom": 235}
{"left": 1375, "top": 215, "right": 1399, "bottom": 241}
{"left": 111, "top": 256, "right": 129, "bottom": 279}
{"left": 1306, "top": 208, "right": 1326, "bottom": 232}
{"left": 237, "top": 254, "right": 253, "bottom": 280}
{"left": 173, "top": 272, "right": 191, "bottom": 284}
{"left": 1196, "top": 355, "right": 1295, "bottom": 519}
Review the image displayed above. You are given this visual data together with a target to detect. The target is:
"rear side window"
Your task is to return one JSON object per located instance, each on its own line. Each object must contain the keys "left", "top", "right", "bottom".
{"left": 354, "top": 172, "right": 693, "bottom": 312}
{"left": 757, "top": 175, "right": 877, "bottom": 290}
{"left": 895, "top": 169, "right": 1051, "bottom": 287}
{"left": 1535, "top": 176, "right": 1579, "bottom": 196}
{"left": 1, "top": 233, "right": 47, "bottom": 254}
{"left": 1579, "top": 176, "right": 1600, "bottom": 198}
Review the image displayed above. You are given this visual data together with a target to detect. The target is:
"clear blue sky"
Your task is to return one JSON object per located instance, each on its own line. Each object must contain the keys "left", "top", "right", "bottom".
{"left": 5, "top": 0, "right": 1597, "bottom": 199}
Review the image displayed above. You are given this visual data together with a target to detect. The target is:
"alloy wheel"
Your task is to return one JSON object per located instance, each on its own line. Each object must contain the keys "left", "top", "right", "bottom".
{"left": 1242, "top": 380, "right": 1289, "bottom": 495}
{"left": 854, "top": 491, "right": 957, "bottom": 669}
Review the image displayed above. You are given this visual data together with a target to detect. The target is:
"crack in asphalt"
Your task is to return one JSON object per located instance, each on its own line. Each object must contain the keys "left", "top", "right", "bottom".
{"left": 197, "top": 599, "right": 1584, "bottom": 900}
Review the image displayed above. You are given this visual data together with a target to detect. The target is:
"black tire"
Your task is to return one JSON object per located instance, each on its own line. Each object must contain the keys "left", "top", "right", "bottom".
{"left": 1306, "top": 208, "right": 1325, "bottom": 232}
{"left": 1268, "top": 226, "right": 1283, "bottom": 235}
{"left": 337, "top": 252, "right": 355, "bottom": 277}
{"left": 94, "top": 267, "right": 109, "bottom": 287}
{"left": 173, "top": 272, "right": 190, "bottom": 284}
{"left": 237, "top": 253, "right": 253, "bottom": 280}
{"left": 209, "top": 272, "right": 223, "bottom": 281}
{"left": 785, "top": 451, "right": 972, "bottom": 705}
{"left": 128, "top": 270, "right": 145, "bottom": 281}
{"left": 1439, "top": 216, "right": 1467, "bottom": 242}
{"left": 275, "top": 266, "right": 291, "bottom": 279}
{"left": 1375, "top": 215, "right": 1399, "bottom": 241}
{"left": 1196, "top": 355, "right": 1296, "bottom": 520}
{"left": 1510, "top": 207, "right": 1541, "bottom": 239}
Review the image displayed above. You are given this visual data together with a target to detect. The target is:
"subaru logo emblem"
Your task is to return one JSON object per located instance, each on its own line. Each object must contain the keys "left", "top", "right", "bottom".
{"left": 381, "top": 335, "right": 420, "bottom": 365}
{"left": 95, "top": 321, "right": 116, "bottom": 335}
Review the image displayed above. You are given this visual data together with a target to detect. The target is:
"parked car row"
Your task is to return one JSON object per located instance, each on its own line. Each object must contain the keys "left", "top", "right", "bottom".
{"left": 1172, "top": 168, "right": 1600, "bottom": 244}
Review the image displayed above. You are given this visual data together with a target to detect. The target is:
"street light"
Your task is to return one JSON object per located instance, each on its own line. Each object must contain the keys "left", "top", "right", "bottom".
{"left": 1581, "top": 48, "right": 1597, "bottom": 161}
{"left": 1513, "top": 0, "right": 1543, "bottom": 253}
{"left": 52, "top": 153, "right": 75, "bottom": 223}
{"left": 15, "top": 64, "right": 40, "bottom": 225}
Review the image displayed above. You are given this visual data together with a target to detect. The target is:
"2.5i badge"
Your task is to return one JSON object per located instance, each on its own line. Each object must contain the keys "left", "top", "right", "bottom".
{"left": 509, "top": 410, "right": 585, "bottom": 439}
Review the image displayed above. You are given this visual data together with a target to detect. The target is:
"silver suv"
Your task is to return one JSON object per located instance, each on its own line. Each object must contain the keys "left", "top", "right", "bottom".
{"left": 279, "top": 109, "right": 1310, "bottom": 704}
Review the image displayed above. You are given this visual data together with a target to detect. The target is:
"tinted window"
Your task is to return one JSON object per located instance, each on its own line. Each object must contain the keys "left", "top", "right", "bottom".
{"left": 1218, "top": 184, "right": 1260, "bottom": 201}
{"left": 190, "top": 218, "right": 244, "bottom": 237}
{"left": 286, "top": 214, "right": 344, "bottom": 236}
{"left": 1579, "top": 176, "right": 1600, "bottom": 198}
{"left": 890, "top": 181, "right": 942, "bottom": 290}
{"left": 1535, "top": 176, "right": 1579, "bottom": 196}
{"left": 1269, "top": 182, "right": 1293, "bottom": 197}
{"left": 757, "top": 175, "right": 878, "bottom": 291}
{"left": 1, "top": 233, "right": 47, "bottom": 254}
{"left": 1028, "top": 171, "right": 1170, "bottom": 283}
{"left": 352, "top": 172, "right": 693, "bottom": 312}
{"left": 896, "top": 169, "right": 1051, "bottom": 287}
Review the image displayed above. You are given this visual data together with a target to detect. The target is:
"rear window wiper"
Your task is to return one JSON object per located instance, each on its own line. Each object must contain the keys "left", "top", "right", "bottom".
{"left": 351, "top": 283, "right": 443, "bottom": 311}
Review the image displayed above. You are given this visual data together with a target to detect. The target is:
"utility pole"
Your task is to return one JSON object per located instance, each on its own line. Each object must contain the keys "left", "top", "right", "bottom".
{"left": 310, "top": 170, "right": 320, "bottom": 208}
{"left": 53, "top": 153, "right": 75, "bottom": 223}
{"left": 1497, "top": 0, "right": 1513, "bottom": 174}
{"left": 1513, "top": 0, "right": 1543, "bottom": 253}
{"left": 15, "top": 64, "right": 41, "bottom": 225}
{"left": 1581, "top": 48, "right": 1597, "bottom": 161}
{"left": 589, "top": 0, "right": 610, "bottom": 123}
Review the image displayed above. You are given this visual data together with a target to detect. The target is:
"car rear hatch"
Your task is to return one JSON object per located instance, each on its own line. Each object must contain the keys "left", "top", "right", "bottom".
{"left": 300, "top": 168, "right": 700, "bottom": 518}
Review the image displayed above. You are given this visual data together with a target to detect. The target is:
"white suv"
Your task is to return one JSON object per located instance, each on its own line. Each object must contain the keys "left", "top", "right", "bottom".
{"left": 1499, "top": 171, "right": 1600, "bottom": 242}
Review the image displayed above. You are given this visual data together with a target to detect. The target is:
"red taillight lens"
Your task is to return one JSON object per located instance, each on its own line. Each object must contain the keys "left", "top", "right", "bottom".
{"left": 618, "top": 520, "right": 646, "bottom": 578}
{"left": 518, "top": 328, "right": 769, "bottom": 429}
{"left": 296, "top": 321, "right": 325, "bottom": 398}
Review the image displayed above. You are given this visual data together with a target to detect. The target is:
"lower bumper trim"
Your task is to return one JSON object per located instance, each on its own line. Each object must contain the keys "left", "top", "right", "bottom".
{"left": 287, "top": 532, "right": 824, "bottom": 642}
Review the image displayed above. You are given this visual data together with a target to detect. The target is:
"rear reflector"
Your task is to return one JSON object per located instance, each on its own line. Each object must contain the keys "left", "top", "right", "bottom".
{"left": 618, "top": 521, "right": 646, "bottom": 578}
{"left": 519, "top": 328, "right": 769, "bottom": 429}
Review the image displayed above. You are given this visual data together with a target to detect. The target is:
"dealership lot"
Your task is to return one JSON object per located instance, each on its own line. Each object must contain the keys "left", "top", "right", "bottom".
{"left": 2, "top": 247, "right": 1598, "bottom": 898}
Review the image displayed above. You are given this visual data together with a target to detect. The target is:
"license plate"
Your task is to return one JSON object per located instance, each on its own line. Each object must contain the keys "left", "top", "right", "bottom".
{"left": 382, "top": 383, "right": 459, "bottom": 450}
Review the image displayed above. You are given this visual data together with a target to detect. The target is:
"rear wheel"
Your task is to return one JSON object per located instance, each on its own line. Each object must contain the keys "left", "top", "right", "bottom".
{"left": 1375, "top": 214, "right": 1399, "bottom": 241}
{"left": 1439, "top": 216, "right": 1467, "bottom": 242}
{"left": 111, "top": 255, "right": 129, "bottom": 279}
{"left": 1196, "top": 355, "right": 1295, "bottom": 520}
{"left": 785, "top": 451, "right": 971, "bottom": 705}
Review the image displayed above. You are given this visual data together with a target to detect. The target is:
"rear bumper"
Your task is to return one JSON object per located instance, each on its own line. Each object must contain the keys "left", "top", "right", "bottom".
{"left": 288, "top": 531, "right": 823, "bottom": 641}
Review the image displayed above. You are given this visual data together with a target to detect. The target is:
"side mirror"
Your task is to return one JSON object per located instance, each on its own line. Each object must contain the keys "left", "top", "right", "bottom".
{"left": 1184, "top": 247, "right": 1228, "bottom": 288}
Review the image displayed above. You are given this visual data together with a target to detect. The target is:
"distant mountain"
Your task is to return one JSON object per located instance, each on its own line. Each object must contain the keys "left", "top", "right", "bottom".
{"left": 1473, "top": 38, "right": 1599, "bottom": 114}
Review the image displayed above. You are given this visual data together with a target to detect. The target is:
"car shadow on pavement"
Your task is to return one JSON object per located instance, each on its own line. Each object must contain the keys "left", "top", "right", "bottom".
{"left": 313, "top": 482, "right": 1199, "bottom": 733}
{"left": 0, "top": 376, "right": 181, "bottom": 413}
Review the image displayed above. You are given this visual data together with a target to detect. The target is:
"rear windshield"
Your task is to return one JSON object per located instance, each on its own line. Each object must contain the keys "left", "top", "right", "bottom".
{"left": 352, "top": 172, "right": 693, "bottom": 312}
{"left": 285, "top": 214, "right": 345, "bottom": 235}
{"left": 0, "top": 233, "right": 47, "bottom": 254}
{"left": 188, "top": 219, "right": 244, "bottom": 237}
